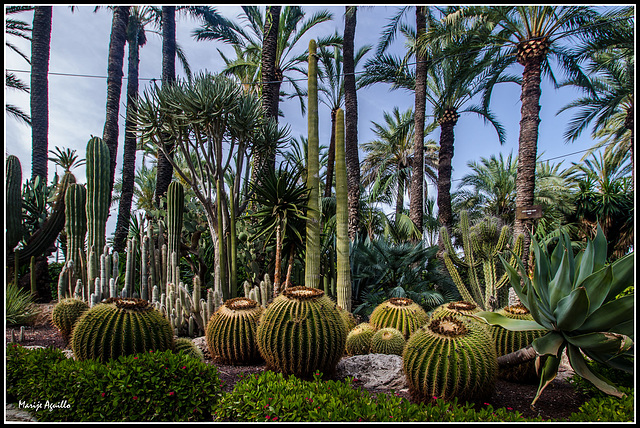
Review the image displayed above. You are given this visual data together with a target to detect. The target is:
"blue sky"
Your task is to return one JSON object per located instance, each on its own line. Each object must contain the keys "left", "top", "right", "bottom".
{"left": 5, "top": 5, "right": 609, "bottom": 238}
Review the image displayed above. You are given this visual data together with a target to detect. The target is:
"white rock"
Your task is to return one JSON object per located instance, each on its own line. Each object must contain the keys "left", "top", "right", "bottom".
{"left": 336, "top": 353, "right": 407, "bottom": 391}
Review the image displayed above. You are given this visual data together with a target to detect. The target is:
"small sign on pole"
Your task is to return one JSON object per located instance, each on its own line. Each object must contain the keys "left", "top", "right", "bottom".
{"left": 516, "top": 205, "right": 543, "bottom": 220}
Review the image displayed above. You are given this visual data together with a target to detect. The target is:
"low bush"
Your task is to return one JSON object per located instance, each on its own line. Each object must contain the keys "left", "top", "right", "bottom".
{"left": 567, "top": 387, "right": 634, "bottom": 422}
{"left": 212, "top": 370, "right": 543, "bottom": 422}
{"left": 6, "top": 344, "right": 223, "bottom": 422}
{"left": 5, "top": 282, "right": 41, "bottom": 327}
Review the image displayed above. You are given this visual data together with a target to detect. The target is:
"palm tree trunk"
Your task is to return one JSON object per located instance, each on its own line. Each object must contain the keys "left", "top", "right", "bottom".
{"left": 30, "top": 6, "right": 52, "bottom": 182}
{"left": 324, "top": 108, "right": 338, "bottom": 198}
{"left": 436, "top": 115, "right": 457, "bottom": 253}
{"left": 344, "top": 6, "right": 360, "bottom": 240}
{"left": 396, "top": 171, "right": 405, "bottom": 219}
{"left": 624, "top": 105, "right": 634, "bottom": 185}
{"left": 513, "top": 55, "right": 544, "bottom": 271}
{"left": 155, "top": 6, "right": 176, "bottom": 206}
{"left": 113, "top": 27, "right": 140, "bottom": 254}
{"left": 409, "top": 6, "right": 427, "bottom": 234}
{"left": 102, "top": 6, "right": 130, "bottom": 205}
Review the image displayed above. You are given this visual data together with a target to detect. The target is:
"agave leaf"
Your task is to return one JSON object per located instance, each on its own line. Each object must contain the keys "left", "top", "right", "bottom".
{"left": 566, "top": 344, "right": 625, "bottom": 398}
{"left": 531, "top": 331, "right": 565, "bottom": 356}
{"left": 498, "top": 253, "right": 528, "bottom": 302}
{"left": 605, "top": 253, "right": 634, "bottom": 302}
{"left": 531, "top": 354, "right": 561, "bottom": 409}
{"left": 573, "top": 238, "right": 595, "bottom": 288}
{"left": 608, "top": 319, "right": 634, "bottom": 338}
{"left": 578, "top": 265, "right": 613, "bottom": 316}
{"left": 529, "top": 237, "right": 551, "bottom": 308}
{"left": 565, "top": 331, "right": 632, "bottom": 355}
{"left": 582, "top": 347, "right": 635, "bottom": 373}
{"left": 592, "top": 223, "right": 608, "bottom": 272}
{"left": 473, "top": 311, "right": 547, "bottom": 331}
{"left": 548, "top": 249, "right": 574, "bottom": 310}
{"left": 525, "top": 297, "right": 556, "bottom": 331}
{"left": 578, "top": 294, "right": 634, "bottom": 333}
{"left": 554, "top": 286, "right": 589, "bottom": 331}
{"left": 548, "top": 235, "right": 565, "bottom": 279}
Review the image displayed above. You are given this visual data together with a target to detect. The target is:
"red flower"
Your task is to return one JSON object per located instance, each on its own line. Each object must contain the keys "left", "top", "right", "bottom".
{"left": 272, "top": 417, "right": 278, "bottom": 421}
{"left": 168, "top": 391, "right": 175, "bottom": 396}
{"left": 133, "top": 396, "right": 138, "bottom": 400}
{"left": 101, "top": 392, "right": 106, "bottom": 397}
{"left": 265, "top": 416, "right": 271, "bottom": 420}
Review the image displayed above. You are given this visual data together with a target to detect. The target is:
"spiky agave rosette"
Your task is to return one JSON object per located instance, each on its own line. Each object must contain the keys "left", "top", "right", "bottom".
{"left": 369, "top": 297, "right": 430, "bottom": 339}
{"left": 490, "top": 304, "right": 547, "bottom": 383}
{"left": 71, "top": 298, "right": 174, "bottom": 362}
{"left": 256, "top": 286, "right": 347, "bottom": 378}
{"left": 403, "top": 315, "right": 498, "bottom": 403}
{"left": 205, "top": 297, "right": 264, "bottom": 365}
{"left": 370, "top": 327, "right": 406, "bottom": 356}
{"left": 345, "top": 323, "right": 376, "bottom": 356}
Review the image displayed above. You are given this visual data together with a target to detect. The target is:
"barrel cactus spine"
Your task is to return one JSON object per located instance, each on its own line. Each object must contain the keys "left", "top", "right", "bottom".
{"left": 256, "top": 286, "right": 347, "bottom": 378}
{"left": 206, "top": 297, "right": 264, "bottom": 365}
{"left": 403, "top": 315, "right": 498, "bottom": 403}
{"left": 71, "top": 297, "right": 174, "bottom": 362}
{"left": 490, "top": 303, "right": 548, "bottom": 383}
{"left": 51, "top": 298, "right": 89, "bottom": 341}
{"left": 369, "top": 297, "right": 430, "bottom": 339}
{"left": 370, "top": 327, "right": 406, "bottom": 356}
{"left": 345, "top": 323, "right": 376, "bottom": 356}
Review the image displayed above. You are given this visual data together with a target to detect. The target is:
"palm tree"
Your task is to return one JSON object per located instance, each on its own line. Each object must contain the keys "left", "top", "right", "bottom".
{"left": 113, "top": 7, "right": 151, "bottom": 253}
{"left": 102, "top": 6, "right": 130, "bottom": 206}
{"left": 465, "top": 5, "right": 609, "bottom": 268}
{"left": 5, "top": 6, "right": 33, "bottom": 126}
{"left": 30, "top": 6, "right": 52, "bottom": 182}
{"left": 48, "top": 147, "right": 86, "bottom": 175}
{"left": 343, "top": 5, "right": 361, "bottom": 240}
{"left": 262, "top": 5, "right": 281, "bottom": 122}
{"left": 317, "top": 39, "right": 371, "bottom": 198}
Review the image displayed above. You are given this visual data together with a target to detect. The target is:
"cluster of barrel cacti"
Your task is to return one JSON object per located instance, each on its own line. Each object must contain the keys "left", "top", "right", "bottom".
{"left": 51, "top": 298, "right": 89, "bottom": 341}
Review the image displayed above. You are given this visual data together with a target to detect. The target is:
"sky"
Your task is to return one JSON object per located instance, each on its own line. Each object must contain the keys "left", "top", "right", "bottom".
{"left": 5, "top": 5, "right": 616, "bottom": 241}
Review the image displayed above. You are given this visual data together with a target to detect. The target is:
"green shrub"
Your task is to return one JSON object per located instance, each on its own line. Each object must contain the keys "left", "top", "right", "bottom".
{"left": 212, "top": 370, "right": 544, "bottom": 422}
{"left": 6, "top": 282, "right": 41, "bottom": 327}
{"left": 567, "top": 387, "right": 634, "bottom": 422}
{"left": 6, "top": 344, "right": 222, "bottom": 421}
{"left": 568, "top": 359, "right": 634, "bottom": 397}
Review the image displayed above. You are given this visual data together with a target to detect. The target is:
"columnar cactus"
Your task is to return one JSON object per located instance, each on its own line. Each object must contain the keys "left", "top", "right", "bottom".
{"left": 166, "top": 181, "right": 184, "bottom": 275}
{"left": 305, "top": 38, "right": 321, "bottom": 289}
{"left": 64, "top": 183, "right": 87, "bottom": 285}
{"left": 205, "top": 297, "right": 264, "bottom": 365}
{"left": 71, "top": 297, "right": 174, "bottom": 362}
{"left": 256, "top": 286, "right": 347, "bottom": 378}
{"left": 369, "top": 297, "right": 430, "bottom": 339}
{"left": 489, "top": 303, "right": 547, "bottom": 383}
{"left": 370, "top": 327, "right": 406, "bottom": 356}
{"left": 334, "top": 108, "right": 351, "bottom": 311}
{"left": 51, "top": 298, "right": 89, "bottom": 341}
{"left": 85, "top": 136, "right": 111, "bottom": 285}
{"left": 440, "top": 211, "right": 524, "bottom": 311}
{"left": 403, "top": 315, "right": 498, "bottom": 403}
{"left": 345, "top": 323, "right": 376, "bottom": 356}
{"left": 337, "top": 305, "right": 357, "bottom": 332}
{"left": 6, "top": 155, "right": 23, "bottom": 252}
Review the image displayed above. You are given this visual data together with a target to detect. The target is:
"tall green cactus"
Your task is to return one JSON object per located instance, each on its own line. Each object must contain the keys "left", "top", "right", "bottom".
{"left": 305, "top": 39, "right": 321, "bottom": 289}
{"left": 65, "top": 183, "right": 87, "bottom": 286}
{"left": 440, "top": 211, "right": 524, "bottom": 311}
{"left": 334, "top": 108, "right": 351, "bottom": 311}
{"left": 256, "top": 286, "right": 347, "bottom": 378}
{"left": 166, "top": 181, "right": 184, "bottom": 274}
{"left": 6, "top": 155, "right": 23, "bottom": 252}
{"left": 86, "top": 136, "right": 111, "bottom": 285}
{"left": 403, "top": 315, "right": 498, "bottom": 403}
{"left": 71, "top": 297, "right": 174, "bottom": 362}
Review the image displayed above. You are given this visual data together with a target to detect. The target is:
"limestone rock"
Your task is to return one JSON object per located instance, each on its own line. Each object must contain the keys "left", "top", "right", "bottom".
{"left": 335, "top": 353, "right": 407, "bottom": 392}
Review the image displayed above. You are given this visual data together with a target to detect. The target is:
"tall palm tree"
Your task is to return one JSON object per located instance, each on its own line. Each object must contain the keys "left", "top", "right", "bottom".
{"left": 343, "top": 5, "right": 360, "bottom": 240}
{"left": 113, "top": 7, "right": 151, "bottom": 253}
{"left": 317, "top": 39, "right": 371, "bottom": 198}
{"left": 262, "top": 5, "right": 281, "bottom": 122}
{"left": 465, "top": 5, "right": 608, "bottom": 267}
{"left": 30, "top": 6, "right": 52, "bottom": 182}
{"left": 6, "top": 6, "right": 33, "bottom": 126}
{"left": 102, "top": 6, "right": 130, "bottom": 206}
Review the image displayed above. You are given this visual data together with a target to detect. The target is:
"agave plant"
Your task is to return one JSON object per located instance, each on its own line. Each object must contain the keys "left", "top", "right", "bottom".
{"left": 474, "top": 224, "right": 633, "bottom": 408}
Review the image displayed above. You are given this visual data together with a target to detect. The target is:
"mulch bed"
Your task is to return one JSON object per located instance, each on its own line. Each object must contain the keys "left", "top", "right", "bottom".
{"left": 6, "top": 302, "right": 591, "bottom": 421}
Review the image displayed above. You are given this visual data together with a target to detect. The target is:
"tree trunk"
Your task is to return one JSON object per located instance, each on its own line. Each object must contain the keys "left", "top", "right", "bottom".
{"left": 344, "top": 6, "right": 360, "bottom": 240}
{"left": 102, "top": 6, "right": 130, "bottom": 206}
{"left": 396, "top": 171, "right": 405, "bottom": 219}
{"left": 409, "top": 6, "right": 428, "bottom": 234}
{"left": 113, "top": 29, "right": 140, "bottom": 254}
{"left": 436, "top": 115, "right": 457, "bottom": 253}
{"left": 497, "top": 345, "right": 538, "bottom": 367}
{"left": 30, "top": 6, "right": 52, "bottom": 183}
{"left": 513, "top": 55, "right": 544, "bottom": 272}
{"left": 155, "top": 6, "right": 176, "bottom": 206}
{"left": 324, "top": 108, "right": 338, "bottom": 198}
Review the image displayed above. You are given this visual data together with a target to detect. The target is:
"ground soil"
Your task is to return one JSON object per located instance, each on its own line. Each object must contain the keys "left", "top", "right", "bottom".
{"left": 6, "top": 302, "right": 592, "bottom": 422}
